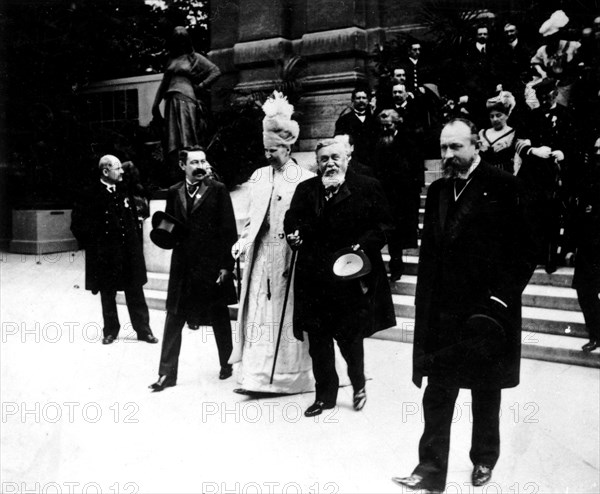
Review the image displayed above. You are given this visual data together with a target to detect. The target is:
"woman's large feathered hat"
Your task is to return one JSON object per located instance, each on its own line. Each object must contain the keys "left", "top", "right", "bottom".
{"left": 539, "top": 10, "right": 569, "bottom": 37}
{"left": 262, "top": 91, "right": 300, "bottom": 148}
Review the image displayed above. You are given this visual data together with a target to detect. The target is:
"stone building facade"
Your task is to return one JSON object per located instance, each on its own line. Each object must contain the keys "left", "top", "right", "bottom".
{"left": 207, "top": 0, "right": 517, "bottom": 150}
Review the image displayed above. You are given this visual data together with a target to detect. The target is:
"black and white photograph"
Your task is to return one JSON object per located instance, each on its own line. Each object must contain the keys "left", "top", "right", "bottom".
{"left": 1, "top": 1, "right": 599, "bottom": 493}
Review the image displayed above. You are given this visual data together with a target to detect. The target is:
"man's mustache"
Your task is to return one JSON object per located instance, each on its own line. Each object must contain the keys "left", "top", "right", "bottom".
{"left": 192, "top": 168, "right": 207, "bottom": 176}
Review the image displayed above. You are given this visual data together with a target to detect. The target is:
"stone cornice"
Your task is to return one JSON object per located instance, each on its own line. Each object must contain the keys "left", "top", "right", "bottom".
{"left": 233, "top": 37, "right": 293, "bottom": 68}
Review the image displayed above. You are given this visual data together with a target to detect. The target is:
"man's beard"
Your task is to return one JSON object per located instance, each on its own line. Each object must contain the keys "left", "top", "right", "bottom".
{"left": 442, "top": 157, "right": 473, "bottom": 179}
{"left": 320, "top": 167, "right": 346, "bottom": 188}
{"left": 378, "top": 134, "right": 395, "bottom": 147}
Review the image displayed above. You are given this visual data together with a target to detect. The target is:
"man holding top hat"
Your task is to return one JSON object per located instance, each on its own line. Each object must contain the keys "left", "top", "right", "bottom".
{"left": 229, "top": 91, "right": 315, "bottom": 395}
{"left": 284, "top": 138, "right": 395, "bottom": 417}
{"left": 149, "top": 146, "right": 237, "bottom": 391}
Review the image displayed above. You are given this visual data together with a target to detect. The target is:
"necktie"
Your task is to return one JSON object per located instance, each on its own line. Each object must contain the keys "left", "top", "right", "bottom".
{"left": 325, "top": 185, "right": 340, "bottom": 201}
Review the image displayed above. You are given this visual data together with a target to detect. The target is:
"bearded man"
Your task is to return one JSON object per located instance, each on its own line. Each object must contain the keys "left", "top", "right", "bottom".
{"left": 392, "top": 119, "right": 535, "bottom": 493}
{"left": 284, "top": 139, "right": 395, "bottom": 417}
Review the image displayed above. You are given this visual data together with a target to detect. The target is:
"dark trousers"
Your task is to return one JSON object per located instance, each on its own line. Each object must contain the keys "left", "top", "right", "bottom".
{"left": 576, "top": 284, "right": 600, "bottom": 342}
{"left": 413, "top": 381, "right": 501, "bottom": 491}
{"left": 158, "top": 304, "right": 233, "bottom": 381}
{"left": 307, "top": 332, "right": 365, "bottom": 405}
{"left": 387, "top": 230, "right": 405, "bottom": 278}
{"left": 100, "top": 286, "right": 151, "bottom": 338}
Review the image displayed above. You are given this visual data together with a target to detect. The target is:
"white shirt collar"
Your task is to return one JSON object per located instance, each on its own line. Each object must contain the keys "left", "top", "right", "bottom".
{"left": 476, "top": 42, "right": 486, "bottom": 52}
{"left": 100, "top": 179, "right": 116, "bottom": 191}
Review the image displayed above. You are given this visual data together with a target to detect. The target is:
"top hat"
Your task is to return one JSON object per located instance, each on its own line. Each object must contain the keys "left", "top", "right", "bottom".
{"left": 331, "top": 247, "right": 372, "bottom": 280}
{"left": 150, "top": 211, "right": 186, "bottom": 249}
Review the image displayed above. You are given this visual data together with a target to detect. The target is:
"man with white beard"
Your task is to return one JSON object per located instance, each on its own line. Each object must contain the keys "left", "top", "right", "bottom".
{"left": 284, "top": 139, "right": 395, "bottom": 417}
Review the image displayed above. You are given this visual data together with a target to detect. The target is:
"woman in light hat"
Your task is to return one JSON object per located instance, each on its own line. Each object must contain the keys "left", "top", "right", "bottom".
{"left": 229, "top": 91, "right": 315, "bottom": 395}
{"left": 531, "top": 10, "right": 581, "bottom": 106}
{"left": 478, "top": 91, "right": 550, "bottom": 175}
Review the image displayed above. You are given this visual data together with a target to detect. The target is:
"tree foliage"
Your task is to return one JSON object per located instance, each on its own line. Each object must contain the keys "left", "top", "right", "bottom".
{"left": 1, "top": 0, "right": 209, "bottom": 206}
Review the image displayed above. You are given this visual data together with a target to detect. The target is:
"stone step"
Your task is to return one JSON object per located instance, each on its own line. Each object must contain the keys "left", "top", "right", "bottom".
{"left": 381, "top": 254, "right": 574, "bottom": 288}
{"left": 392, "top": 275, "right": 581, "bottom": 312}
{"left": 390, "top": 293, "right": 586, "bottom": 337}
{"left": 374, "top": 317, "right": 600, "bottom": 369}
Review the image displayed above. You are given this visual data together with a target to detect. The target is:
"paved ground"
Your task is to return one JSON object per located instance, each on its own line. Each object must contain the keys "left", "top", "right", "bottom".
{"left": 1, "top": 251, "right": 599, "bottom": 494}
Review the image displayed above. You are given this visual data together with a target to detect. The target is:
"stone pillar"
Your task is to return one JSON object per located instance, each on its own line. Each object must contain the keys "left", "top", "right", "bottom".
{"left": 209, "top": 0, "right": 385, "bottom": 149}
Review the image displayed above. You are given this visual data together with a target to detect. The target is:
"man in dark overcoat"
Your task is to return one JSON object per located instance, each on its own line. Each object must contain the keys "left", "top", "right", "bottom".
{"left": 149, "top": 146, "right": 237, "bottom": 391}
{"left": 573, "top": 137, "right": 600, "bottom": 352}
{"left": 71, "top": 154, "right": 158, "bottom": 345}
{"left": 374, "top": 109, "right": 424, "bottom": 282}
{"left": 334, "top": 87, "right": 378, "bottom": 167}
{"left": 284, "top": 139, "right": 395, "bottom": 417}
{"left": 393, "top": 119, "right": 536, "bottom": 493}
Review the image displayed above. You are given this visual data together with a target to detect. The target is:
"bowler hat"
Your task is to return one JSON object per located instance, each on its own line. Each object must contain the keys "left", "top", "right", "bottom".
{"left": 331, "top": 247, "right": 372, "bottom": 280}
{"left": 150, "top": 211, "right": 186, "bottom": 249}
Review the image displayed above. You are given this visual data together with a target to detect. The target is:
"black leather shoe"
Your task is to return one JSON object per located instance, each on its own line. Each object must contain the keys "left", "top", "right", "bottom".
{"left": 219, "top": 365, "right": 233, "bottom": 380}
{"left": 353, "top": 387, "right": 367, "bottom": 411}
{"left": 188, "top": 323, "right": 200, "bottom": 330}
{"left": 304, "top": 401, "right": 335, "bottom": 417}
{"left": 149, "top": 375, "right": 176, "bottom": 392}
{"left": 472, "top": 464, "right": 493, "bottom": 486}
{"left": 389, "top": 272, "right": 402, "bottom": 283}
{"left": 102, "top": 335, "right": 116, "bottom": 345}
{"left": 138, "top": 333, "right": 159, "bottom": 344}
{"left": 392, "top": 474, "right": 442, "bottom": 493}
{"left": 582, "top": 340, "right": 599, "bottom": 352}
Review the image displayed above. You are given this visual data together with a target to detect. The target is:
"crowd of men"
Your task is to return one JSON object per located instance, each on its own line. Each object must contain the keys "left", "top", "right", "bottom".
{"left": 69, "top": 10, "right": 599, "bottom": 494}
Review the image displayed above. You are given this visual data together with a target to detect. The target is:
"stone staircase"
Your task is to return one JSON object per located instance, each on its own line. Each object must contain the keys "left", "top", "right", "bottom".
{"left": 119, "top": 159, "right": 599, "bottom": 369}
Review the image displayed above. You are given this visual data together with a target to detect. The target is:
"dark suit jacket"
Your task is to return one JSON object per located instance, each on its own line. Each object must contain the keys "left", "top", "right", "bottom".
{"left": 165, "top": 178, "right": 237, "bottom": 319}
{"left": 284, "top": 170, "right": 396, "bottom": 340}
{"left": 334, "top": 109, "right": 378, "bottom": 167}
{"left": 71, "top": 181, "right": 147, "bottom": 293}
{"left": 413, "top": 161, "right": 536, "bottom": 389}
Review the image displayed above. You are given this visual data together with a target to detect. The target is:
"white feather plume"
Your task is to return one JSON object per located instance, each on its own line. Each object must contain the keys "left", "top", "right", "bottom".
{"left": 262, "top": 90, "right": 294, "bottom": 119}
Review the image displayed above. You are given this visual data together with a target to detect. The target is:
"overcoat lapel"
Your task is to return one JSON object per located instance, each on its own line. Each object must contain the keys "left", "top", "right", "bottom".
{"left": 438, "top": 179, "right": 452, "bottom": 234}
{"left": 176, "top": 185, "right": 187, "bottom": 220}
{"left": 327, "top": 181, "right": 351, "bottom": 208}
{"left": 444, "top": 169, "right": 487, "bottom": 244}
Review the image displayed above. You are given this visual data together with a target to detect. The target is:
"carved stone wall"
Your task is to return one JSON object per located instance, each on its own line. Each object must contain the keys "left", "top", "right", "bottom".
{"left": 209, "top": 0, "right": 519, "bottom": 151}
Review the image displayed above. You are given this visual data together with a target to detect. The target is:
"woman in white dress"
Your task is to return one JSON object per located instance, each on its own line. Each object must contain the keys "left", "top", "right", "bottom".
{"left": 230, "top": 92, "right": 315, "bottom": 394}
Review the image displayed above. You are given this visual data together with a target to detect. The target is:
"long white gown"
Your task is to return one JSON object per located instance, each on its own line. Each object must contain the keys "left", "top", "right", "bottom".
{"left": 230, "top": 161, "right": 314, "bottom": 393}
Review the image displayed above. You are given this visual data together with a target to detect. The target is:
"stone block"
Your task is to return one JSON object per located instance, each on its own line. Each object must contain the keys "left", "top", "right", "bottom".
{"left": 306, "top": 0, "right": 367, "bottom": 32}
{"left": 210, "top": 0, "right": 240, "bottom": 49}
{"left": 10, "top": 209, "right": 78, "bottom": 255}
{"left": 233, "top": 38, "right": 293, "bottom": 68}
{"left": 300, "top": 27, "right": 369, "bottom": 59}
{"left": 238, "top": 0, "right": 287, "bottom": 41}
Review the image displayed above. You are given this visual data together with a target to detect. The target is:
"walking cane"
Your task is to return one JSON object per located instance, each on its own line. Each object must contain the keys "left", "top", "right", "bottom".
{"left": 236, "top": 257, "right": 242, "bottom": 302}
{"left": 270, "top": 249, "right": 298, "bottom": 384}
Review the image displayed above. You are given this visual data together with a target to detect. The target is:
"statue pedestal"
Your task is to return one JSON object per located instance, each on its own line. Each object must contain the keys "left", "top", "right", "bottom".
{"left": 10, "top": 209, "right": 78, "bottom": 255}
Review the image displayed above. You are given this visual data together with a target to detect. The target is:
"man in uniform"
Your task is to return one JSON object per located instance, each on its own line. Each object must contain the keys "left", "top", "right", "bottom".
{"left": 71, "top": 155, "right": 158, "bottom": 345}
